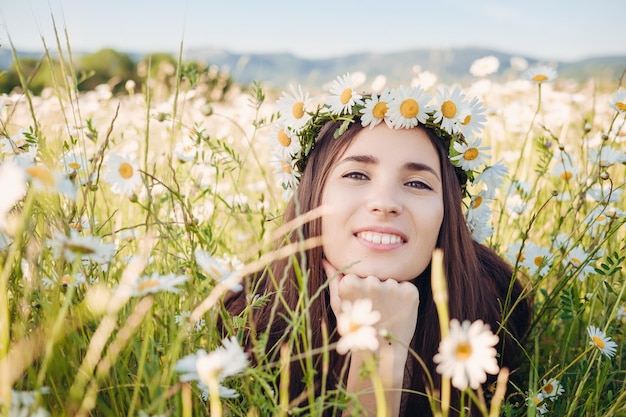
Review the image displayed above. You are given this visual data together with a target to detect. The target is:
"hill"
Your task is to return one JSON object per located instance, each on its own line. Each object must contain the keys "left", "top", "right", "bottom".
{"left": 1, "top": 46, "right": 625, "bottom": 89}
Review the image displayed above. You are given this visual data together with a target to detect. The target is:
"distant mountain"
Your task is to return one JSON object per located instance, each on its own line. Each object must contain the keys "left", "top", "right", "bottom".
{"left": 2, "top": 46, "right": 625, "bottom": 89}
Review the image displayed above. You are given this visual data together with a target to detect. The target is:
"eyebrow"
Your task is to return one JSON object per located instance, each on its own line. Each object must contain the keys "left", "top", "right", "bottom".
{"left": 338, "top": 154, "right": 441, "bottom": 180}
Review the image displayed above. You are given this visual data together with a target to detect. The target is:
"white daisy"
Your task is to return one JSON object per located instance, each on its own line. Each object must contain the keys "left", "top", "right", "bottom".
{"left": 132, "top": 272, "right": 188, "bottom": 297}
{"left": 529, "top": 392, "right": 549, "bottom": 415}
{"left": 42, "top": 272, "right": 87, "bottom": 290}
{"left": 450, "top": 137, "right": 491, "bottom": 171}
{"left": 467, "top": 214, "right": 494, "bottom": 243}
{"left": 387, "top": 85, "right": 432, "bottom": 128}
{"left": 276, "top": 84, "right": 313, "bottom": 131}
{"left": 465, "top": 190, "right": 492, "bottom": 224}
{"left": 49, "top": 230, "right": 115, "bottom": 264}
{"left": 524, "top": 65, "right": 557, "bottom": 84}
{"left": 175, "top": 311, "right": 206, "bottom": 331}
{"left": 271, "top": 122, "right": 302, "bottom": 159}
{"left": 469, "top": 56, "right": 500, "bottom": 77}
{"left": 336, "top": 298, "right": 381, "bottom": 355}
{"left": 327, "top": 73, "right": 364, "bottom": 115}
{"left": 540, "top": 378, "right": 564, "bottom": 401}
{"left": 433, "top": 319, "right": 500, "bottom": 390}
{"left": 617, "top": 305, "right": 626, "bottom": 320}
{"left": 104, "top": 152, "right": 142, "bottom": 196}
{"left": 432, "top": 86, "right": 468, "bottom": 134}
{"left": 359, "top": 89, "right": 393, "bottom": 129}
{"left": 0, "top": 160, "right": 27, "bottom": 231}
{"left": 271, "top": 153, "right": 299, "bottom": 192}
{"left": 609, "top": 89, "right": 626, "bottom": 113}
{"left": 174, "top": 336, "right": 248, "bottom": 386}
{"left": 588, "top": 146, "right": 624, "bottom": 167}
{"left": 61, "top": 151, "right": 90, "bottom": 185}
{"left": 173, "top": 135, "right": 198, "bottom": 162}
{"left": 587, "top": 183, "right": 622, "bottom": 204}
{"left": 551, "top": 153, "right": 579, "bottom": 182}
{"left": 585, "top": 205, "right": 611, "bottom": 228}
{"left": 198, "top": 381, "right": 240, "bottom": 400}
{"left": 563, "top": 246, "right": 595, "bottom": 280}
{"left": 194, "top": 249, "right": 243, "bottom": 292}
{"left": 587, "top": 325, "right": 618, "bottom": 358}
{"left": 473, "top": 160, "right": 508, "bottom": 197}
{"left": 25, "top": 164, "right": 77, "bottom": 200}
{"left": 0, "top": 128, "right": 31, "bottom": 154}
{"left": 458, "top": 95, "right": 487, "bottom": 138}
{"left": 521, "top": 243, "right": 552, "bottom": 277}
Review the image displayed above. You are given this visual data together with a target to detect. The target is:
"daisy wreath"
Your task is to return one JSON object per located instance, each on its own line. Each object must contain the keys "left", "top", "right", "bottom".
{"left": 271, "top": 73, "right": 507, "bottom": 242}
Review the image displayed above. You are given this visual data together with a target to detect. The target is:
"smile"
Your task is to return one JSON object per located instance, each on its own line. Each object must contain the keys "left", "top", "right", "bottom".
{"left": 355, "top": 231, "right": 404, "bottom": 244}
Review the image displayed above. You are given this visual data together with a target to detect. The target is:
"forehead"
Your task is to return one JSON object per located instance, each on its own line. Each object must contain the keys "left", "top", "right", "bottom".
{"left": 340, "top": 125, "right": 441, "bottom": 169}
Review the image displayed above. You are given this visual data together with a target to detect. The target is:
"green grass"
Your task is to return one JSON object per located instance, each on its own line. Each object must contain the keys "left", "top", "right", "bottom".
{"left": 0, "top": 28, "right": 625, "bottom": 417}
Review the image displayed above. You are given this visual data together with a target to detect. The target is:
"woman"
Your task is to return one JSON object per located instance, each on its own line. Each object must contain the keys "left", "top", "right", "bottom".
{"left": 222, "top": 75, "right": 531, "bottom": 416}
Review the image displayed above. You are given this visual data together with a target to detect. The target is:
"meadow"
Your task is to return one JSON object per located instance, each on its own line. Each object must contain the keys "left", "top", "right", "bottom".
{"left": 0, "top": 42, "right": 625, "bottom": 416}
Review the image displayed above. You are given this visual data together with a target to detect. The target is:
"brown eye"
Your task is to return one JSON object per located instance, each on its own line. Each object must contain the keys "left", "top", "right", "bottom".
{"left": 406, "top": 180, "right": 432, "bottom": 190}
{"left": 343, "top": 171, "right": 369, "bottom": 181}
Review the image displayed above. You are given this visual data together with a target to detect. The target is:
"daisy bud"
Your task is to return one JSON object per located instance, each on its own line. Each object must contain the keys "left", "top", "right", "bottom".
{"left": 584, "top": 123, "right": 591, "bottom": 133}
{"left": 129, "top": 193, "right": 139, "bottom": 203}
{"left": 601, "top": 133, "right": 609, "bottom": 141}
{"left": 201, "top": 103, "right": 213, "bottom": 116}
{"left": 600, "top": 171, "right": 610, "bottom": 180}
{"left": 90, "top": 184, "right": 98, "bottom": 192}
{"left": 558, "top": 144, "right": 565, "bottom": 151}
{"left": 551, "top": 190, "right": 559, "bottom": 197}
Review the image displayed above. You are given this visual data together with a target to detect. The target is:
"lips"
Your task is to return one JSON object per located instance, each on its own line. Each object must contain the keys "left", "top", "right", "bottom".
{"left": 355, "top": 231, "right": 405, "bottom": 244}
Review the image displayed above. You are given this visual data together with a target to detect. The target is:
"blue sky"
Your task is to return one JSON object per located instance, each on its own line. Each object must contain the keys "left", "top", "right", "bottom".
{"left": 1, "top": 0, "right": 625, "bottom": 61}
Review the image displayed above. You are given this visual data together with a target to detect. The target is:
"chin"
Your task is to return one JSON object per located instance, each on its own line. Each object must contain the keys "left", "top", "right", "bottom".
{"left": 348, "top": 264, "right": 417, "bottom": 282}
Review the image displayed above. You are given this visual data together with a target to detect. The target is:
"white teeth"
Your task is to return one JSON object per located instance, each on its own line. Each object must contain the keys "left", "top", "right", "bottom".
{"left": 357, "top": 231, "right": 403, "bottom": 244}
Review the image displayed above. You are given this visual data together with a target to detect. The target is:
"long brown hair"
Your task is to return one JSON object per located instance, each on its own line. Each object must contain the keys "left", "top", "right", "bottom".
{"left": 223, "top": 120, "right": 531, "bottom": 416}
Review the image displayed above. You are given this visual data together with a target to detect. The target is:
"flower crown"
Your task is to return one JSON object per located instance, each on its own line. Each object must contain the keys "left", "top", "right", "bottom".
{"left": 270, "top": 73, "right": 508, "bottom": 242}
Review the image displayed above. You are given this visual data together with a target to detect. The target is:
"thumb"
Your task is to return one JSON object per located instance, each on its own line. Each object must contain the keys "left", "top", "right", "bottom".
{"left": 322, "top": 259, "right": 343, "bottom": 317}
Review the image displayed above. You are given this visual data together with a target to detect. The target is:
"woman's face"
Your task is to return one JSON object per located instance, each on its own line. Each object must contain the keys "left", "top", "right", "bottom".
{"left": 321, "top": 124, "right": 444, "bottom": 281}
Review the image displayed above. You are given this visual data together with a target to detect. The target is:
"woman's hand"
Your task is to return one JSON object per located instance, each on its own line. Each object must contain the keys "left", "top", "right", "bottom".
{"left": 323, "top": 259, "right": 420, "bottom": 416}
{"left": 323, "top": 259, "right": 420, "bottom": 346}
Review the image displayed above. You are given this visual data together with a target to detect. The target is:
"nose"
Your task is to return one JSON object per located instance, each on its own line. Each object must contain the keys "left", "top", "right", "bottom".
{"left": 366, "top": 185, "right": 402, "bottom": 216}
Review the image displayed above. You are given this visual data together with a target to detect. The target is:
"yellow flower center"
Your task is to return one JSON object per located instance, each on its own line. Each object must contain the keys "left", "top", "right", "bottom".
{"left": 13, "top": 136, "right": 27, "bottom": 147}
{"left": 532, "top": 74, "right": 548, "bottom": 82}
{"left": 60, "top": 274, "right": 73, "bottom": 285}
{"left": 560, "top": 171, "right": 573, "bottom": 181}
{"left": 400, "top": 99, "right": 419, "bottom": 118}
{"left": 118, "top": 162, "right": 134, "bottom": 179}
{"left": 340, "top": 88, "right": 353, "bottom": 105}
{"left": 281, "top": 160, "right": 292, "bottom": 174}
{"left": 472, "top": 196, "right": 483, "bottom": 209}
{"left": 519, "top": 254, "right": 526, "bottom": 263}
{"left": 463, "top": 148, "right": 479, "bottom": 161}
{"left": 533, "top": 396, "right": 542, "bottom": 405}
{"left": 591, "top": 335, "right": 605, "bottom": 349}
{"left": 462, "top": 114, "right": 472, "bottom": 125}
{"left": 454, "top": 341, "right": 472, "bottom": 361}
{"left": 277, "top": 129, "right": 291, "bottom": 147}
{"left": 544, "top": 383, "right": 554, "bottom": 394}
{"left": 68, "top": 162, "right": 82, "bottom": 170}
{"left": 615, "top": 101, "right": 626, "bottom": 111}
{"left": 372, "top": 102, "right": 388, "bottom": 119}
{"left": 65, "top": 243, "right": 96, "bottom": 255}
{"left": 534, "top": 256, "right": 544, "bottom": 267}
{"left": 26, "top": 165, "right": 56, "bottom": 186}
{"left": 137, "top": 279, "right": 160, "bottom": 292}
{"left": 571, "top": 257, "right": 581, "bottom": 266}
{"left": 441, "top": 100, "right": 457, "bottom": 118}
{"left": 292, "top": 102, "right": 305, "bottom": 119}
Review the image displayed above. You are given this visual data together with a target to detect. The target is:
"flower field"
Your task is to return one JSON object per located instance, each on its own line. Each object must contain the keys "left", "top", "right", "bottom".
{"left": 0, "top": 48, "right": 625, "bottom": 416}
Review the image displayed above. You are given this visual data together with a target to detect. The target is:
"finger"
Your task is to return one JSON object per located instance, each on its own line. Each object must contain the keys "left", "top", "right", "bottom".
{"left": 323, "top": 259, "right": 343, "bottom": 316}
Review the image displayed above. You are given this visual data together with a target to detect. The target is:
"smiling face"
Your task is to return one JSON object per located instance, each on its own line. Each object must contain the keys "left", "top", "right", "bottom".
{"left": 321, "top": 124, "right": 444, "bottom": 281}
